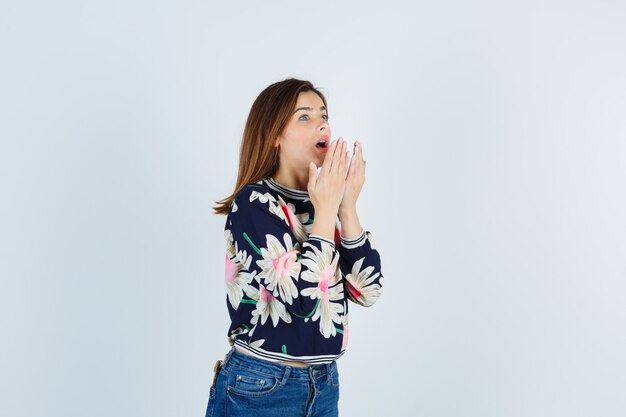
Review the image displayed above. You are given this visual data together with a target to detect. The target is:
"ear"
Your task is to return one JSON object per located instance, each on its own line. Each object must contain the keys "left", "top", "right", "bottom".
{"left": 274, "top": 137, "right": 280, "bottom": 148}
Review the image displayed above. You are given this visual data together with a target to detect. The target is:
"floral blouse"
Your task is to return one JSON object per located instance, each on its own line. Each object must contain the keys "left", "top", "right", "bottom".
{"left": 223, "top": 177, "right": 384, "bottom": 364}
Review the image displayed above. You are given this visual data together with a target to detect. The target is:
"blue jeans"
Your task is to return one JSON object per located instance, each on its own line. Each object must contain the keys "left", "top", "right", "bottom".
{"left": 205, "top": 348, "right": 340, "bottom": 417}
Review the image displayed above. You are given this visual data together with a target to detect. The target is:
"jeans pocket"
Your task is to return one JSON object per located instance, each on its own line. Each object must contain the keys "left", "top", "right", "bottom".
{"left": 227, "top": 366, "right": 281, "bottom": 397}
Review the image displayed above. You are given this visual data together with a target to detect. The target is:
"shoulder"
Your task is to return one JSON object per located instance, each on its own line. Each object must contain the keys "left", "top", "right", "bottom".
{"left": 233, "top": 180, "right": 276, "bottom": 205}
{"left": 230, "top": 180, "right": 282, "bottom": 216}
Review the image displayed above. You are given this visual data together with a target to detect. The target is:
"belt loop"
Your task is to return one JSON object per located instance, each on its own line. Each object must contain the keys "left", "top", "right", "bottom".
{"left": 281, "top": 365, "right": 292, "bottom": 386}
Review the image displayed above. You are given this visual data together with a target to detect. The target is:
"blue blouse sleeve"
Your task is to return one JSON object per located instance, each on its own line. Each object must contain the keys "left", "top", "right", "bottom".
{"left": 337, "top": 228, "right": 384, "bottom": 307}
{"left": 225, "top": 185, "right": 344, "bottom": 319}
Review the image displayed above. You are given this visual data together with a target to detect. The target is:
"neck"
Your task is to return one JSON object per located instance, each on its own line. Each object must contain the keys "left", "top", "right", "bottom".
{"left": 272, "top": 166, "right": 310, "bottom": 191}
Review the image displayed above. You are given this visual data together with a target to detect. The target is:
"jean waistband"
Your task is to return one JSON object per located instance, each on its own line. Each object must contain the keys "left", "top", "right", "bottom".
{"left": 223, "top": 347, "right": 336, "bottom": 381}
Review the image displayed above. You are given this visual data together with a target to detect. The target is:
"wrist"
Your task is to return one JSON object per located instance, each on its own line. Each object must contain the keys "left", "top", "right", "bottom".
{"left": 311, "top": 207, "right": 338, "bottom": 242}
{"left": 338, "top": 207, "right": 357, "bottom": 220}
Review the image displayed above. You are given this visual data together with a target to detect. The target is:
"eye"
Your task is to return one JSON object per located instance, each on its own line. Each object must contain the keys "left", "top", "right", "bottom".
{"left": 298, "top": 114, "right": 310, "bottom": 121}
{"left": 323, "top": 114, "right": 329, "bottom": 121}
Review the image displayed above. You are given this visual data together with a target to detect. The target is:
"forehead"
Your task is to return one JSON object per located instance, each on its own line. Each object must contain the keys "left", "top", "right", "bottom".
{"left": 295, "top": 91, "right": 325, "bottom": 108}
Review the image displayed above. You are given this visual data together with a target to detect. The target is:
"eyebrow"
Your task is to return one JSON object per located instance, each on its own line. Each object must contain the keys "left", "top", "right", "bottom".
{"left": 294, "top": 106, "right": 327, "bottom": 113}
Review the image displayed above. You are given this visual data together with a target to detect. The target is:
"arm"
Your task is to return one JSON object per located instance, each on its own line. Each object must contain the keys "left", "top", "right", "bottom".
{"left": 226, "top": 185, "right": 343, "bottom": 321}
{"left": 337, "top": 207, "right": 384, "bottom": 307}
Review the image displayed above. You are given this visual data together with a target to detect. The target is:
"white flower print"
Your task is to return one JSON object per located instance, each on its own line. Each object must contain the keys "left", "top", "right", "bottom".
{"left": 248, "top": 191, "right": 311, "bottom": 243}
{"left": 245, "top": 285, "right": 292, "bottom": 336}
{"left": 255, "top": 233, "right": 301, "bottom": 305}
{"left": 276, "top": 195, "right": 309, "bottom": 242}
{"left": 229, "top": 326, "right": 250, "bottom": 344}
{"left": 345, "top": 257, "right": 382, "bottom": 307}
{"left": 341, "top": 314, "right": 349, "bottom": 349}
{"left": 249, "top": 190, "right": 273, "bottom": 204}
{"left": 300, "top": 241, "right": 344, "bottom": 338}
{"left": 224, "top": 229, "right": 256, "bottom": 308}
{"left": 225, "top": 229, "right": 253, "bottom": 269}
{"left": 302, "top": 220, "right": 313, "bottom": 236}
{"left": 249, "top": 191, "right": 287, "bottom": 224}
{"left": 249, "top": 339, "right": 265, "bottom": 348}
{"left": 310, "top": 292, "right": 344, "bottom": 338}
{"left": 290, "top": 203, "right": 310, "bottom": 226}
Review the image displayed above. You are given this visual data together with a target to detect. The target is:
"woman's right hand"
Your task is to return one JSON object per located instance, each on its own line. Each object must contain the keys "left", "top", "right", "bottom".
{"left": 308, "top": 138, "right": 349, "bottom": 214}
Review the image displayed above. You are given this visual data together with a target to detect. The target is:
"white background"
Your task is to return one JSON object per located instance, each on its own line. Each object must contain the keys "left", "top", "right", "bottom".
{"left": 1, "top": 1, "right": 625, "bottom": 416}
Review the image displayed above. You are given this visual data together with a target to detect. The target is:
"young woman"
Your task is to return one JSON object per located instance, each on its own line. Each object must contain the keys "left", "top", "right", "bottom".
{"left": 206, "top": 78, "right": 384, "bottom": 417}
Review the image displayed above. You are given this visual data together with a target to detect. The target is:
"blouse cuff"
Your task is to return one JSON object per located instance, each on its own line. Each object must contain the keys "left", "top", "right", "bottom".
{"left": 308, "top": 234, "right": 337, "bottom": 249}
{"left": 340, "top": 229, "right": 367, "bottom": 249}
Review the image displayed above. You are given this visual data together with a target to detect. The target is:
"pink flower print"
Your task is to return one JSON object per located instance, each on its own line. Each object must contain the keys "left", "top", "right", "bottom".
{"left": 224, "top": 252, "right": 256, "bottom": 309}
{"left": 345, "top": 279, "right": 362, "bottom": 299}
{"left": 271, "top": 251, "right": 298, "bottom": 280}
{"left": 276, "top": 196, "right": 308, "bottom": 242}
{"left": 281, "top": 204, "right": 299, "bottom": 232}
{"left": 249, "top": 285, "right": 292, "bottom": 328}
{"left": 260, "top": 286, "right": 272, "bottom": 303}
{"left": 300, "top": 241, "right": 344, "bottom": 338}
{"left": 345, "top": 257, "right": 382, "bottom": 307}
{"left": 334, "top": 227, "right": 341, "bottom": 247}
{"left": 256, "top": 233, "right": 301, "bottom": 305}
{"left": 225, "top": 253, "right": 238, "bottom": 284}
{"left": 224, "top": 229, "right": 256, "bottom": 309}
{"left": 317, "top": 264, "right": 334, "bottom": 302}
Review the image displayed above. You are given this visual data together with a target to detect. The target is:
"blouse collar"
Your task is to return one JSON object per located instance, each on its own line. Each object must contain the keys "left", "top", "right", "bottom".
{"left": 264, "top": 177, "right": 310, "bottom": 201}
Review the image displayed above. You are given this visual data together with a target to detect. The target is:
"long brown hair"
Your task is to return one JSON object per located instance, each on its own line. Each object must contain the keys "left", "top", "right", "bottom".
{"left": 213, "top": 78, "right": 328, "bottom": 215}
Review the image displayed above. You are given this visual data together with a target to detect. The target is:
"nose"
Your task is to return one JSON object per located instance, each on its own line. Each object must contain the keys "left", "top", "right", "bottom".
{"left": 318, "top": 119, "right": 329, "bottom": 132}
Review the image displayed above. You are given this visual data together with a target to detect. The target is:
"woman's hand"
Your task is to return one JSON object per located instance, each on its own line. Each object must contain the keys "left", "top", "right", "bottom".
{"left": 308, "top": 138, "right": 349, "bottom": 215}
{"left": 338, "top": 140, "right": 366, "bottom": 215}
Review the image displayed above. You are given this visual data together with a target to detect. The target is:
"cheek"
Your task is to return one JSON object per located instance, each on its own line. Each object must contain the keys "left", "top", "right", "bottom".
{"left": 282, "top": 125, "right": 305, "bottom": 141}
{"left": 284, "top": 127, "right": 311, "bottom": 145}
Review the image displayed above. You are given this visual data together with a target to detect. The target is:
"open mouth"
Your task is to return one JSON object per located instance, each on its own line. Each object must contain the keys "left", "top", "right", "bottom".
{"left": 316, "top": 139, "right": 328, "bottom": 149}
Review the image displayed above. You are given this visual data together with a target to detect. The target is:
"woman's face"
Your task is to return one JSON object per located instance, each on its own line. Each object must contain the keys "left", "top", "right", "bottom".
{"left": 275, "top": 91, "right": 331, "bottom": 169}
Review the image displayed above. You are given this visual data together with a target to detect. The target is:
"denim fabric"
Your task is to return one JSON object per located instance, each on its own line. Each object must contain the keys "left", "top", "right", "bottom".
{"left": 205, "top": 348, "right": 339, "bottom": 417}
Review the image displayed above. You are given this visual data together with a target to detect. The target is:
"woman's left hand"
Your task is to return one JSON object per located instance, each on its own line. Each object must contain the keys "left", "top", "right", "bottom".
{"left": 339, "top": 140, "right": 366, "bottom": 213}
